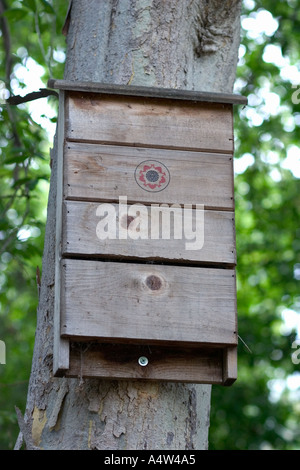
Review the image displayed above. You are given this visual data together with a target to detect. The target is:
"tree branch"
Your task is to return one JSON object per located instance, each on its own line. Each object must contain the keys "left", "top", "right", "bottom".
{"left": 0, "top": 0, "right": 22, "bottom": 148}
{"left": 0, "top": 0, "right": 12, "bottom": 83}
{"left": 6, "top": 88, "right": 58, "bottom": 106}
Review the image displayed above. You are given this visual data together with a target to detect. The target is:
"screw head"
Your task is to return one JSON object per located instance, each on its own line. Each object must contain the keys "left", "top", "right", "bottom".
{"left": 138, "top": 356, "right": 149, "bottom": 367}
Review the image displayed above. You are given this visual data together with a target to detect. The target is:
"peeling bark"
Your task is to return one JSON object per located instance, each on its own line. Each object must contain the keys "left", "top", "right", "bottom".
{"left": 20, "top": 0, "right": 242, "bottom": 450}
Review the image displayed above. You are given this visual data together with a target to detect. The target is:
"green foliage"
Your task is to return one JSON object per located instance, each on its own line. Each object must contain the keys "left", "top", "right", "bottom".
{"left": 0, "top": 0, "right": 300, "bottom": 450}
{"left": 0, "top": 0, "right": 67, "bottom": 450}
{"left": 210, "top": 0, "right": 300, "bottom": 450}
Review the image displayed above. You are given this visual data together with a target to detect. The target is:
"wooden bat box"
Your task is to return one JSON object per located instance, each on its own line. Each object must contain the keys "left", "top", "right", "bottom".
{"left": 48, "top": 79, "right": 247, "bottom": 385}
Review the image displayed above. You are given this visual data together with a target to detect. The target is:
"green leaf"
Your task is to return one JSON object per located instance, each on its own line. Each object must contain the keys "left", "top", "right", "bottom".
{"left": 4, "top": 154, "right": 28, "bottom": 165}
{"left": 22, "top": 0, "right": 37, "bottom": 12}
{"left": 39, "top": 0, "right": 55, "bottom": 15}
{"left": 28, "top": 178, "right": 40, "bottom": 190}
{"left": 12, "top": 177, "right": 32, "bottom": 189}
{"left": 2, "top": 8, "right": 29, "bottom": 22}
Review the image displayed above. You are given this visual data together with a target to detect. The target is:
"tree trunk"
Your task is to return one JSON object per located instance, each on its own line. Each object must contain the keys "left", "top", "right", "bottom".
{"left": 19, "top": 0, "right": 242, "bottom": 450}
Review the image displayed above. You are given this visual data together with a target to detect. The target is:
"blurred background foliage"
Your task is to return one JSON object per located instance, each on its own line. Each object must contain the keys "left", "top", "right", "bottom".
{"left": 0, "top": 0, "right": 67, "bottom": 449}
{"left": 0, "top": 0, "right": 299, "bottom": 450}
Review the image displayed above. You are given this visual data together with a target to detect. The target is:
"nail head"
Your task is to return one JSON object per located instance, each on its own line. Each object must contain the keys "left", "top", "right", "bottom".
{"left": 138, "top": 356, "right": 149, "bottom": 367}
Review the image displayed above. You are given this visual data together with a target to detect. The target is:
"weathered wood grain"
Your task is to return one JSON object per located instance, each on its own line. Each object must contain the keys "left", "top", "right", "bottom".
{"left": 53, "top": 91, "right": 69, "bottom": 374}
{"left": 223, "top": 346, "right": 238, "bottom": 386}
{"left": 65, "top": 93, "right": 234, "bottom": 153}
{"left": 48, "top": 79, "right": 248, "bottom": 105}
{"left": 64, "top": 142, "right": 234, "bottom": 210}
{"left": 64, "top": 342, "right": 225, "bottom": 384}
{"left": 53, "top": 83, "right": 239, "bottom": 384}
{"left": 62, "top": 200, "right": 236, "bottom": 265}
{"left": 60, "top": 259, "right": 237, "bottom": 347}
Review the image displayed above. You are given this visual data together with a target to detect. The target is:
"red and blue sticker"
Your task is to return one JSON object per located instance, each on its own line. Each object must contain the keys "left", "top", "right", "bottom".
{"left": 134, "top": 160, "right": 170, "bottom": 192}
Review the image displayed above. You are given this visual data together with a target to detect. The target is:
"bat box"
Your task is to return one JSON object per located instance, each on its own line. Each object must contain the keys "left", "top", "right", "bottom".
{"left": 48, "top": 79, "right": 247, "bottom": 385}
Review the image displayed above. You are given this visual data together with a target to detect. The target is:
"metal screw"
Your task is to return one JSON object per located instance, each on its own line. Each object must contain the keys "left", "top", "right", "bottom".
{"left": 138, "top": 356, "right": 149, "bottom": 367}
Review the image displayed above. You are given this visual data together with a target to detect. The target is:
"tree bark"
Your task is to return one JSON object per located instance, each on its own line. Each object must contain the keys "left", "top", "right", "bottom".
{"left": 20, "top": 0, "right": 242, "bottom": 450}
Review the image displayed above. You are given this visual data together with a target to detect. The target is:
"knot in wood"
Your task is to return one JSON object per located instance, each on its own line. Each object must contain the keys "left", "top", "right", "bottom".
{"left": 146, "top": 275, "right": 162, "bottom": 291}
{"left": 121, "top": 214, "right": 135, "bottom": 229}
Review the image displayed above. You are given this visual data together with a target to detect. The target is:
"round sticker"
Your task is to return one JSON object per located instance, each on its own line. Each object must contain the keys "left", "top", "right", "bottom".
{"left": 134, "top": 160, "right": 170, "bottom": 192}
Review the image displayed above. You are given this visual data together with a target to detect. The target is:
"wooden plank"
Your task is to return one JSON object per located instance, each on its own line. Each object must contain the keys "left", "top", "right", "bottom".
{"left": 65, "top": 93, "right": 234, "bottom": 153}
{"left": 48, "top": 78, "right": 248, "bottom": 105}
{"left": 64, "top": 142, "right": 234, "bottom": 210}
{"left": 60, "top": 259, "right": 238, "bottom": 347}
{"left": 65, "top": 342, "right": 224, "bottom": 384}
{"left": 223, "top": 346, "right": 237, "bottom": 385}
{"left": 53, "top": 90, "right": 70, "bottom": 375}
{"left": 62, "top": 200, "right": 236, "bottom": 266}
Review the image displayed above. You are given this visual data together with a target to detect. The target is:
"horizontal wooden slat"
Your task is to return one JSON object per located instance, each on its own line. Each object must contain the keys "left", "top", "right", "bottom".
{"left": 65, "top": 93, "right": 233, "bottom": 153}
{"left": 64, "top": 142, "right": 234, "bottom": 210}
{"left": 63, "top": 342, "right": 226, "bottom": 384}
{"left": 62, "top": 200, "right": 236, "bottom": 265}
{"left": 61, "top": 259, "right": 237, "bottom": 347}
{"left": 48, "top": 78, "right": 247, "bottom": 105}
